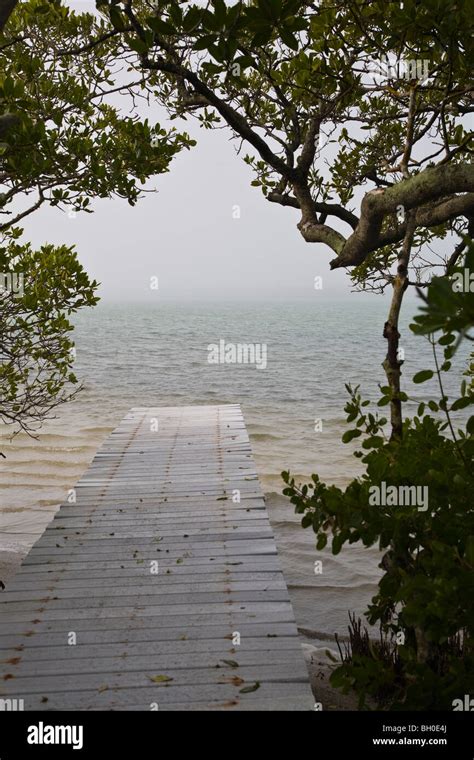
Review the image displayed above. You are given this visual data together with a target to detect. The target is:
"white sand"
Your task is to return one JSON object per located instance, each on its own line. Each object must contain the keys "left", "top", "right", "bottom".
{"left": 302, "top": 644, "right": 360, "bottom": 711}
{"left": 0, "top": 549, "right": 25, "bottom": 589}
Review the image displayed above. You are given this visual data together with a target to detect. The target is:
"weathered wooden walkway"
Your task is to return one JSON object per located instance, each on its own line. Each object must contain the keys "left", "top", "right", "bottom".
{"left": 0, "top": 404, "right": 313, "bottom": 710}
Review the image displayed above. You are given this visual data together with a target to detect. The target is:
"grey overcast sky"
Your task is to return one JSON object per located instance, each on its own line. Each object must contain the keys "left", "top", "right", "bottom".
{"left": 14, "top": 0, "right": 363, "bottom": 303}
{"left": 18, "top": 0, "right": 398, "bottom": 303}
{"left": 22, "top": 116, "right": 360, "bottom": 303}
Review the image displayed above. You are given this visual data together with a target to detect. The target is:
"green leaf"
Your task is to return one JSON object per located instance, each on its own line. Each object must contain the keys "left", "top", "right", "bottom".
{"left": 212, "top": 0, "right": 227, "bottom": 27}
{"left": 239, "top": 681, "right": 260, "bottom": 693}
{"left": 193, "top": 33, "right": 218, "bottom": 51}
{"left": 362, "top": 436, "right": 384, "bottom": 449}
{"left": 148, "top": 674, "right": 173, "bottom": 684}
{"left": 438, "top": 333, "right": 456, "bottom": 345}
{"left": 127, "top": 37, "right": 149, "bottom": 54}
{"left": 280, "top": 27, "right": 298, "bottom": 49}
{"left": 147, "top": 17, "right": 176, "bottom": 35}
{"left": 342, "top": 428, "right": 362, "bottom": 443}
{"left": 109, "top": 7, "right": 126, "bottom": 31}
{"left": 413, "top": 370, "right": 434, "bottom": 384}
{"left": 201, "top": 61, "right": 223, "bottom": 75}
{"left": 183, "top": 7, "right": 202, "bottom": 32}
{"left": 316, "top": 533, "right": 328, "bottom": 550}
{"left": 450, "top": 396, "right": 472, "bottom": 411}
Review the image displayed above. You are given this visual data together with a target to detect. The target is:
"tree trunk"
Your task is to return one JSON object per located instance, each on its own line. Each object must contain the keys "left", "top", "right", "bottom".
{"left": 383, "top": 215, "right": 416, "bottom": 441}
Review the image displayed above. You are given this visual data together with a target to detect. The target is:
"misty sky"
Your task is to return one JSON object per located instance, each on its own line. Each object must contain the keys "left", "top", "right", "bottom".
{"left": 18, "top": 0, "right": 409, "bottom": 304}
{"left": 22, "top": 119, "right": 361, "bottom": 303}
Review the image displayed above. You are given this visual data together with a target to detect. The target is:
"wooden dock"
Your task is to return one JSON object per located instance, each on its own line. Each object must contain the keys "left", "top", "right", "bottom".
{"left": 0, "top": 404, "right": 313, "bottom": 710}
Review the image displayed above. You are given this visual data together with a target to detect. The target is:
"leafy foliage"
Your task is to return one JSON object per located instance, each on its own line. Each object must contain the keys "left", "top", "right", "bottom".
{"left": 0, "top": 0, "right": 194, "bottom": 434}
{"left": 282, "top": 250, "right": 474, "bottom": 709}
{"left": 0, "top": 228, "right": 99, "bottom": 437}
{"left": 95, "top": 0, "right": 474, "bottom": 282}
{"left": 0, "top": 0, "right": 194, "bottom": 228}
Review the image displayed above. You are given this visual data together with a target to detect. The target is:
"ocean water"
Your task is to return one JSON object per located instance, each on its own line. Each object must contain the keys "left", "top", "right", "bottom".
{"left": 1, "top": 298, "right": 469, "bottom": 643}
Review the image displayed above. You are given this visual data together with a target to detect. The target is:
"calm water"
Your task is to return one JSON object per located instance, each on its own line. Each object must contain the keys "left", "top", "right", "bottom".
{"left": 1, "top": 298, "right": 469, "bottom": 642}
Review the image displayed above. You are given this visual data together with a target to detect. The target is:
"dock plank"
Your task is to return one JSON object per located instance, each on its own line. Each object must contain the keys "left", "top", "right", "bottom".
{"left": 0, "top": 404, "right": 313, "bottom": 710}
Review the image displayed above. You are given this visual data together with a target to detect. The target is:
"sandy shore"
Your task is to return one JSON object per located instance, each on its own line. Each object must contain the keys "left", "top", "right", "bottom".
{"left": 302, "top": 643, "right": 360, "bottom": 710}
{"left": 0, "top": 549, "right": 25, "bottom": 590}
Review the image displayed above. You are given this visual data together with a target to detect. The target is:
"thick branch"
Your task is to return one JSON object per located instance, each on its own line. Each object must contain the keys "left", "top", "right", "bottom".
{"left": 330, "top": 163, "right": 474, "bottom": 268}
{"left": 267, "top": 191, "right": 359, "bottom": 229}
{"left": 57, "top": 28, "right": 132, "bottom": 56}
{"left": 377, "top": 193, "right": 474, "bottom": 249}
{"left": 297, "top": 115, "right": 321, "bottom": 174}
{"left": 297, "top": 217, "right": 346, "bottom": 253}
{"left": 121, "top": 1, "right": 296, "bottom": 182}
{"left": 143, "top": 55, "right": 296, "bottom": 181}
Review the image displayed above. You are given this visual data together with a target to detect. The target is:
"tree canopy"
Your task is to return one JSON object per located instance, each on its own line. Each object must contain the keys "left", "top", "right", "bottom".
{"left": 85, "top": 0, "right": 474, "bottom": 440}
{"left": 90, "top": 0, "right": 473, "bottom": 271}
{"left": 0, "top": 0, "right": 194, "bottom": 230}
{"left": 0, "top": 0, "right": 194, "bottom": 435}
{"left": 0, "top": 228, "right": 99, "bottom": 436}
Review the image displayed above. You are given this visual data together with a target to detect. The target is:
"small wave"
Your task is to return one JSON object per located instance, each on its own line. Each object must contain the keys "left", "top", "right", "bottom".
{"left": 78, "top": 427, "right": 114, "bottom": 434}
{"left": 5, "top": 444, "right": 97, "bottom": 454}
{"left": 12, "top": 433, "right": 78, "bottom": 442}
{"left": 2, "top": 467, "right": 84, "bottom": 488}
{"left": 298, "top": 627, "right": 349, "bottom": 643}
{"left": 0, "top": 481, "right": 72, "bottom": 489}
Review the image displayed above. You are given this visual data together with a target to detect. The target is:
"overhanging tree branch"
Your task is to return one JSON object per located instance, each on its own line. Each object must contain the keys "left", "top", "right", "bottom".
{"left": 330, "top": 163, "right": 474, "bottom": 268}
